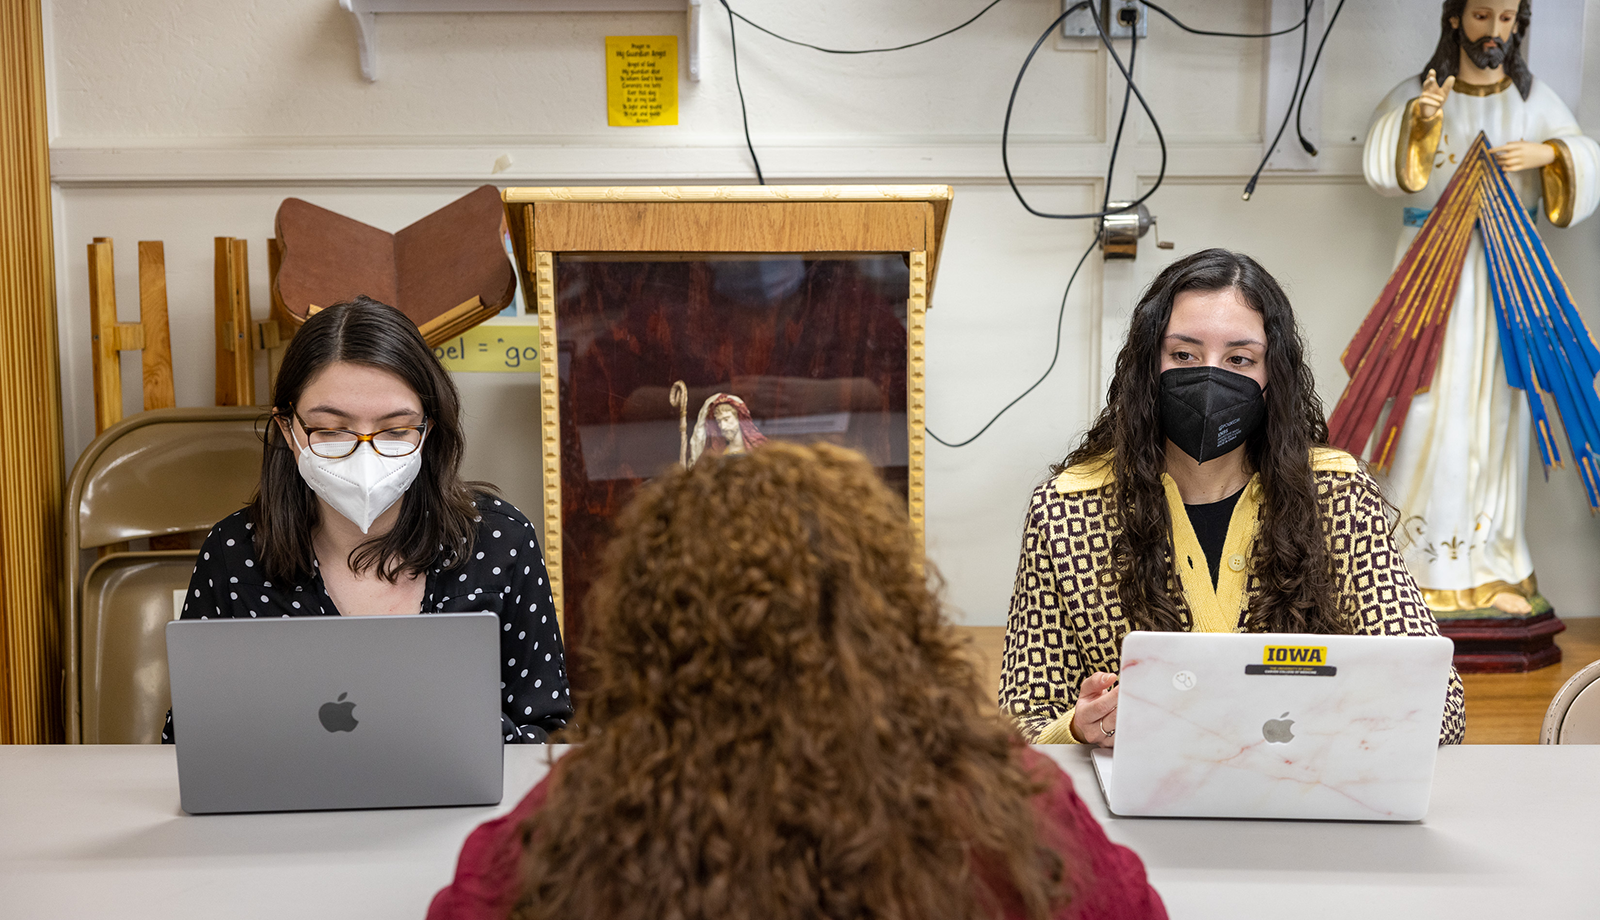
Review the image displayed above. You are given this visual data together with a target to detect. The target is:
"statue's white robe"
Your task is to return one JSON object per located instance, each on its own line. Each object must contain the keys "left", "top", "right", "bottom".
{"left": 1361, "top": 76, "right": 1600, "bottom": 600}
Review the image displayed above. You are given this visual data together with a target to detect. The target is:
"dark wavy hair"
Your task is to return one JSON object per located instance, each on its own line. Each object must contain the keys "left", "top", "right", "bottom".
{"left": 1059, "top": 249, "right": 1346, "bottom": 635}
{"left": 251, "top": 296, "right": 485, "bottom": 584}
{"left": 512, "top": 443, "right": 1074, "bottom": 920}
{"left": 1423, "top": 0, "right": 1531, "bottom": 100}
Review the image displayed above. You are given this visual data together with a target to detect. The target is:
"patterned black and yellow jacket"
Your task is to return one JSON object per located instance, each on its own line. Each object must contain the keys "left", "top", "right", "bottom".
{"left": 999, "top": 447, "right": 1467, "bottom": 745}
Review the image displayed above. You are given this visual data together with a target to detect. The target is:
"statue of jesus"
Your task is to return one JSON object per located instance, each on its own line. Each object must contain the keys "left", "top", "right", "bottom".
{"left": 1360, "top": 0, "right": 1600, "bottom": 615}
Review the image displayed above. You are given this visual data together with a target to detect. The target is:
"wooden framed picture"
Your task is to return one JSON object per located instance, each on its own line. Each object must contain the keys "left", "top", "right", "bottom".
{"left": 502, "top": 186, "right": 952, "bottom": 655}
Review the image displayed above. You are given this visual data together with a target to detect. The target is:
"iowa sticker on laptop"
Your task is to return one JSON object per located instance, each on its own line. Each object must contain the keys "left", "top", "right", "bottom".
{"left": 1245, "top": 645, "right": 1336, "bottom": 677}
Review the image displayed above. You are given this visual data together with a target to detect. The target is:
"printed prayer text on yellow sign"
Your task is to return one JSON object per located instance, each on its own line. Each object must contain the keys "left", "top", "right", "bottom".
{"left": 606, "top": 35, "right": 678, "bottom": 127}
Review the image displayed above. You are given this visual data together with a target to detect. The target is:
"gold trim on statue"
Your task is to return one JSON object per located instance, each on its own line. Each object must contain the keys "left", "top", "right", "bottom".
{"left": 1397, "top": 98, "right": 1444, "bottom": 193}
{"left": 1540, "top": 139, "right": 1576, "bottom": 228}
{"left": 1421, "top": 574, "right": 1540, "bottom": 613}
{"left": 1451, "top": 76, "right": 1513, "bottom": 97}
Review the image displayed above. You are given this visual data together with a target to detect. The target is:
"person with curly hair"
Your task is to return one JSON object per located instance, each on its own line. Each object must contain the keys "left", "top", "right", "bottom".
{"left": 429, "top": 442, "right": 1166, "bottom": 920}
{"left": 1000, "top": 248, "right": 1466, "bottom": 747}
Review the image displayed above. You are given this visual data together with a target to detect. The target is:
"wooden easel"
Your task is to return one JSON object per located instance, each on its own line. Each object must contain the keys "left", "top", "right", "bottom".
{"left": 87, "top": 238, "right": 175, "bottom": 433}
{"left": 87, "top": 238, "right": 178, "bottom": 552}
{"left": 214, "top": 236, "right": 290, "bottom": 406}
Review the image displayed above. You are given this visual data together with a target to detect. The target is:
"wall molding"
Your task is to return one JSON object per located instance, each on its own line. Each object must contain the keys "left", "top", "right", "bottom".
{"left": 49, "top": 136, "right": 1367, "bottom": 187}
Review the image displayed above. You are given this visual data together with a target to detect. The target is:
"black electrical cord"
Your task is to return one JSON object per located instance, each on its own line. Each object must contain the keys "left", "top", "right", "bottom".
{"left": 1139, "top": 0, "right": 1313, "bottom": 39}
{"left": 722, "top": 0, "right": 764, "bottom": 183}
{"left": 1294, "top": 0, "right": 1348, "bottom": 156}
{"left": 1242, "top": 0, "right": 1313, "bottom": 201}
{"left": 718, "top": 0, "right": 1005, "bottom": 183}
{"left": 722, "top": 0, "right": 1007, "bottom": 54}
{"left": 931, "top": 12, "right": 1144, "bottom": 448}
{"left": 1102, "top": 27, "right": 1138, "bottom": 211}
{"left": 715, "top": 0, "right": 1330, "bottom": 445}
{"left": 1003, "top": 1, "right": 1167, "bottom": 220}
{"left": 930, "top": 17, "right": 1146, "bottom": 448}
{"left": 926, "top": 234, "right": 1098, "bottom": 448}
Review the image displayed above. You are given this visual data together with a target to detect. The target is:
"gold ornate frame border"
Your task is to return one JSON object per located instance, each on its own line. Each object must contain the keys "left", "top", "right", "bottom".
{"left": 533, "top": 251, "right": 564, "bottom": 627}
{"left": 907, "top": 251, "right": 929, "bottom": 553}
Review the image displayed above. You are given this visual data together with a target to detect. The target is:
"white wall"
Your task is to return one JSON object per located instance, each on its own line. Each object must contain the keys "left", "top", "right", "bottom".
{"left": 46, "top": 0, "right": 1600, "bottom": 623}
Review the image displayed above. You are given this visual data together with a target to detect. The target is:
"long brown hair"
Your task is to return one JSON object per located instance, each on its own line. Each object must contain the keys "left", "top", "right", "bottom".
{"left": 513, "top": 443, "right": 1072, "bottom": 920}
{"left": 1061, "top": 249, "right": 1346, "bottom": 635}
{"left": 251, "top": 296, "right": 485, "bottom": 584}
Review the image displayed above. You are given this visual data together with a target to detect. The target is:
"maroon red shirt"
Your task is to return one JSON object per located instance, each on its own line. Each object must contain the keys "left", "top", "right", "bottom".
{"left": 428, "top": 749, "right": 1166, "bottom": 920}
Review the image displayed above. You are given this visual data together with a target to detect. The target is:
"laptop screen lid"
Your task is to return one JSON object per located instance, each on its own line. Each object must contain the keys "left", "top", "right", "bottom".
{"left": 1102, "top": 631, "right": 1453, "bottom": 821}
{"left": 166, "top": 612, "right": 503, "bottom": 814}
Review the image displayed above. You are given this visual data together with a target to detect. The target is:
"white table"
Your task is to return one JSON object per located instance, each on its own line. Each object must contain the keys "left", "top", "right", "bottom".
{"left": 2, "top": 745, "right": 1597, "bottom": 919}
{"left": 1040, "top": 745, "right": 1600, "bottom": 919}
{"left": 0, "top": 745, "right": 555, "bottom": 920}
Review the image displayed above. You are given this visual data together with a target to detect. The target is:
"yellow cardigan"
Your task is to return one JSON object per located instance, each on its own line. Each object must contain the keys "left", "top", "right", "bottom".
{"left": 999, "top": 447, "right": 1467, "bottom": 745}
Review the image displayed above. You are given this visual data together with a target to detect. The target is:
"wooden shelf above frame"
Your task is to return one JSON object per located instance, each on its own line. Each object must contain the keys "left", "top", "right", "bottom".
{"left": 502, "top": 185, "right": 954, "bottom": 298}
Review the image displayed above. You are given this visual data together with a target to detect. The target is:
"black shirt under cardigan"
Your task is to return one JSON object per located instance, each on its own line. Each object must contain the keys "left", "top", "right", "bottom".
{"left": 1183, "top": 488, "right": 1244, "bottom": 589}
{"left": 162, "top": 495, "right": 572, "bottom": 744}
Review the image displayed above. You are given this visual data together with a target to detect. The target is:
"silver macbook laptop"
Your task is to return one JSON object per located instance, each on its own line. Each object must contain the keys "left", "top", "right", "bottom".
{"left": 1090, "top": 631, "right": 1453, "bottom": 822}
{"left": 166, "top": 612, "right": 504, "bottom": 814}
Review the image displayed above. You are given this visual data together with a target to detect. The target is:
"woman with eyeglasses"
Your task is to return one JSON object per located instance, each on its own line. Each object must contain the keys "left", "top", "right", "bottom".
{"left": 162, "top": 296, "right": 571, "bottom": 744}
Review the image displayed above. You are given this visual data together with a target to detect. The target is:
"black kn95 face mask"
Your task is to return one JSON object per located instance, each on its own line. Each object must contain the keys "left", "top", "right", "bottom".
{"left": 1159, "top": 366, "right": 1266, "bottom": 464}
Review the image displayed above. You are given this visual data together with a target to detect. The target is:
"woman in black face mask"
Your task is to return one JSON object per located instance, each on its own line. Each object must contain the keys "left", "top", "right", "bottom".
{"left": 998, "top": 249, "right": 1464, "bottom": 747}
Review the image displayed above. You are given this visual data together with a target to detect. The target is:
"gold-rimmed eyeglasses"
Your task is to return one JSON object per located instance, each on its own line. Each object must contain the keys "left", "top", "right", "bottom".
{"left": 290, "top": 410, "right": 428, "bottom": 459}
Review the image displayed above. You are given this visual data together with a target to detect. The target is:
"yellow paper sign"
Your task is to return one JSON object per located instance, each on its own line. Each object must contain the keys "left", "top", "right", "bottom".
{"left": 432, "top": 324, "right": 540, "bottom": 373}
{"left": 606, "top": 35, "right": 678, "bottom": 126}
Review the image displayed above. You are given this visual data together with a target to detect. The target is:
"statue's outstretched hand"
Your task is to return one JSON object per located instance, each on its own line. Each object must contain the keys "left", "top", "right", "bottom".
{"left": 1418, "top": 69, "right": 1454, "bottom": 120}
{"left": 1490, "top": 140, "right": 1557, "bottom": 172}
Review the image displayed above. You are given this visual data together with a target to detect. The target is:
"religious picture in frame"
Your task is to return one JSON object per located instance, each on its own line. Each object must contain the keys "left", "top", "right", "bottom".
{"left": 503, "top": 186, "right": 951, "bottom": 674}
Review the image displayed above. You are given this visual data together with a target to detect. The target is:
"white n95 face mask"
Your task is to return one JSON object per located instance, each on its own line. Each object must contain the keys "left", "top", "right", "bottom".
{"left": 292, "top": 434, "right": 425, "bottom": 534}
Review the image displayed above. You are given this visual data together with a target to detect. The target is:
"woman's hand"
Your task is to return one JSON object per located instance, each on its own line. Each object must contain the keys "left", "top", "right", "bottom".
{"left": 1490, "top": 140, "right": 1557, "bottom": 172}
{"left": 1071, "top": 671, "right": 1120, "bottom": 748}
{"left": 1417, "top": 69, "right": 1454, "bottom": 120}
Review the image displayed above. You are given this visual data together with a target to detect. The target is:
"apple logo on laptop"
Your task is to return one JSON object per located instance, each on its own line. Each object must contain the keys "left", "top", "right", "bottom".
{"left": 1262, "top": 712, "right": 1295, "bottom": 744}
{"left": 319, "top": 692, "right": 358, "bottom": 733}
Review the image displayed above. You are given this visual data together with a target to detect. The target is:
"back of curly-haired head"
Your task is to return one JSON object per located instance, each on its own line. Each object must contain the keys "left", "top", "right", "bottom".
{"left": 512, "top": 442, "right": 1074, "bottom": 920}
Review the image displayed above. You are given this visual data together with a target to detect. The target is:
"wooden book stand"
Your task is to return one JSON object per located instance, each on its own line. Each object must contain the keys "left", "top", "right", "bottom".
{"left": 271, "top": 185, "right": 514, "bottom": 347}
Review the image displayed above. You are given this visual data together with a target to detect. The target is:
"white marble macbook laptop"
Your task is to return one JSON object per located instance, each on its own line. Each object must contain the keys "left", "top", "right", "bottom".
{"left": 1090, "top": 631, "right": 1454, "bottom": 822}
{"left": 166, "top": 612, "right": 504, "bottom": 814}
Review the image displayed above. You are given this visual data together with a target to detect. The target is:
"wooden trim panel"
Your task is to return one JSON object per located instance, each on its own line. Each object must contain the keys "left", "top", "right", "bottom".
{"left": 531, "top": 201, "right": 928, "bottom": 254}
{"left": 0, "top": 0, "right": 65, "bottom": 743}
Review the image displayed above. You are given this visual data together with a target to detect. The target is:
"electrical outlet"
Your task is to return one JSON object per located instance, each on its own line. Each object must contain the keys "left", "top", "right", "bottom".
{"left": 1062, "top": 1, "right": 1148, "bottom": 40}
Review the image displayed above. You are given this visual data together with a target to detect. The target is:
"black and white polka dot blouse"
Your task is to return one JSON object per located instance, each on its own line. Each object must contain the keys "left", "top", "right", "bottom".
{"left": 161, "top": 495, "right": 571, "bottom": 744}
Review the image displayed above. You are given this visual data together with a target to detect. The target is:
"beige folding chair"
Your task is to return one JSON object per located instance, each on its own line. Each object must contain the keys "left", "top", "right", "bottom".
{"left": 1541, "top": 660, "right": 1600, "bottom": 744}
{"left": 63, "top": 407, "right": 265, "bottom": 743}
